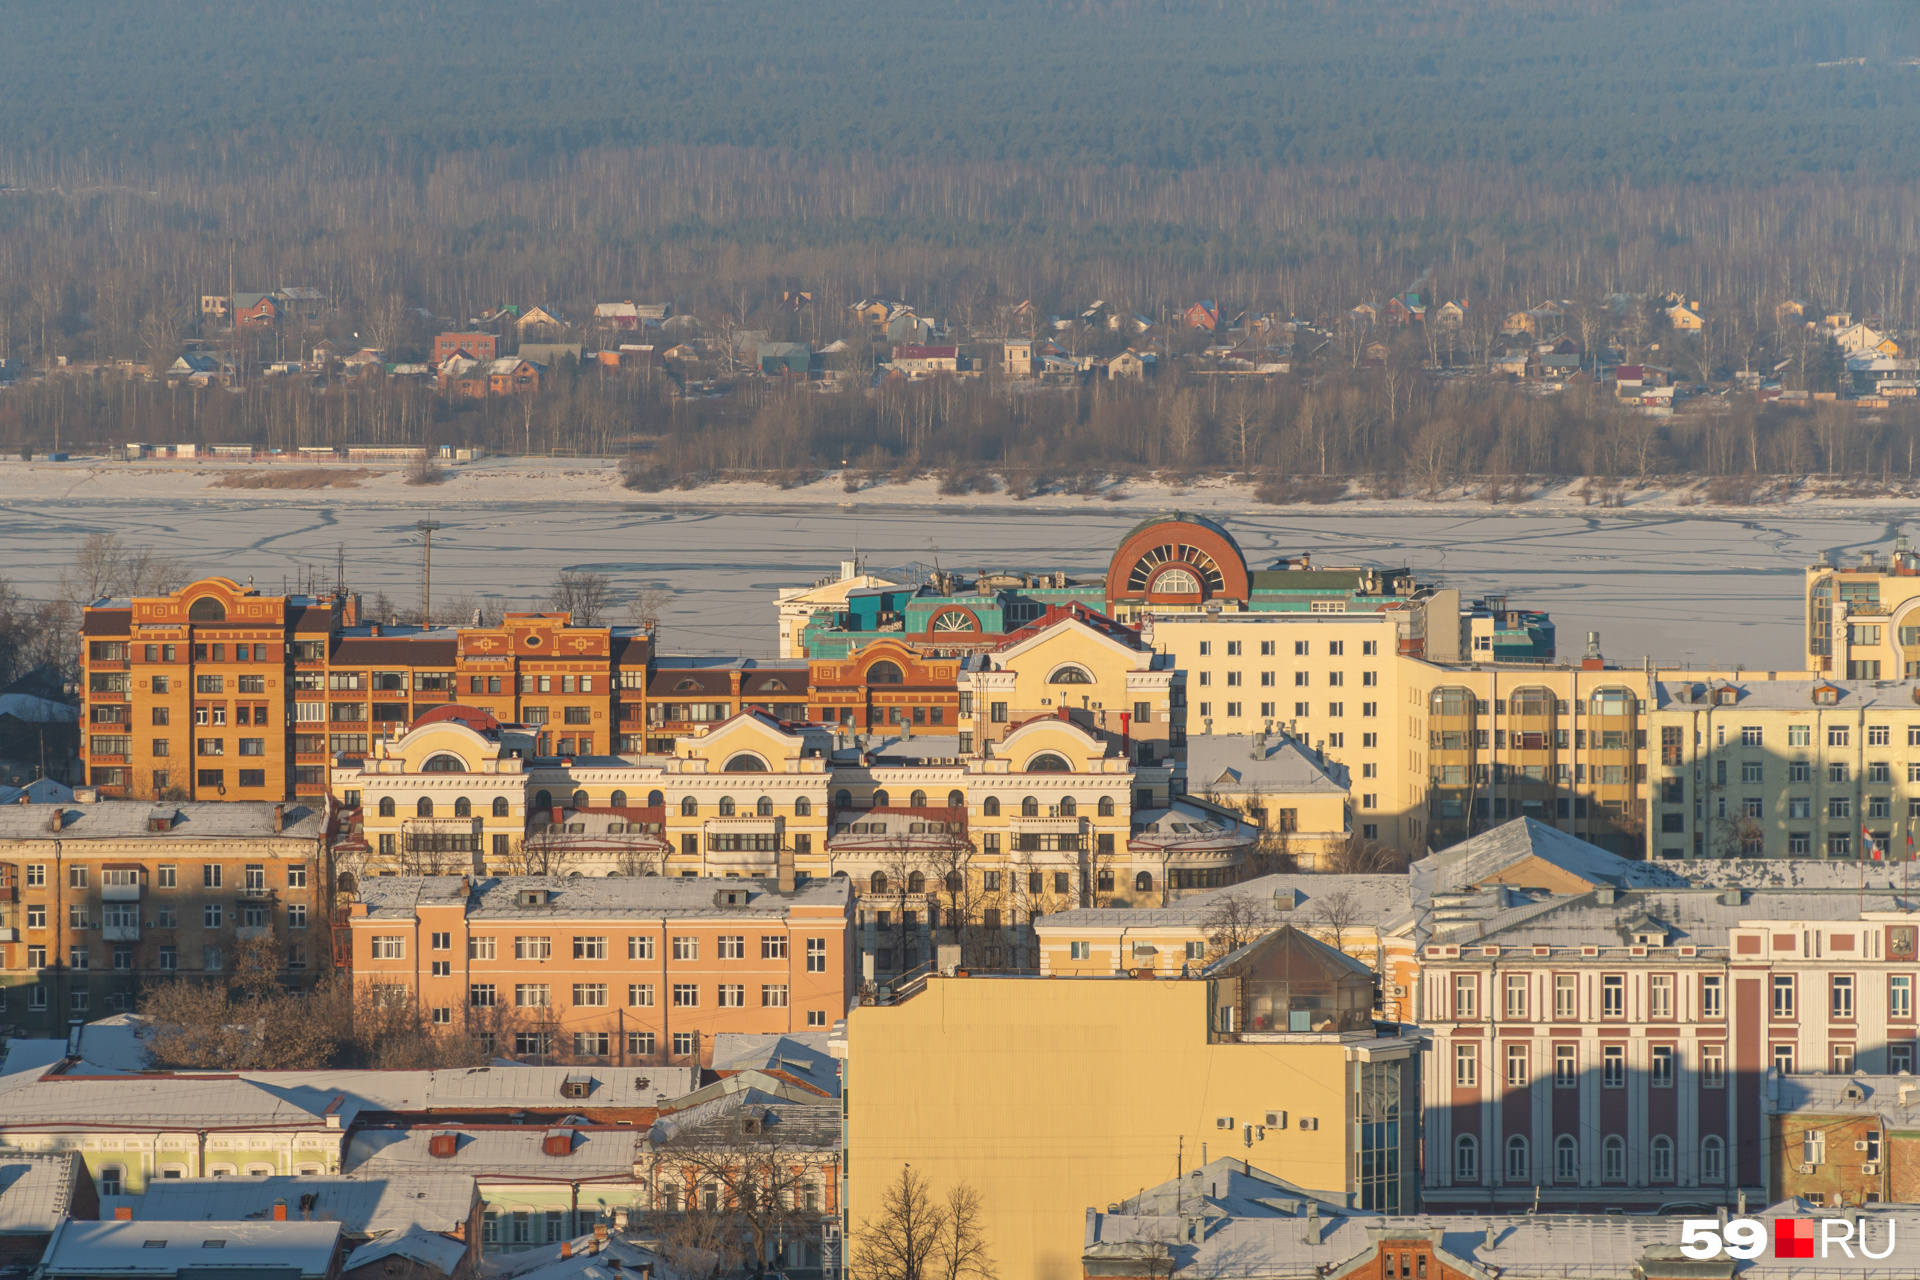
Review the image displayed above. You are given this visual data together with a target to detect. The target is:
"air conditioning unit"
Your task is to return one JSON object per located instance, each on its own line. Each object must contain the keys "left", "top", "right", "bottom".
{"left": 1298, "top": 1117, "right": 1319, "bottom": 1131}
{"left": 1265, "top": 1111, "right": 1287, "bottom": 1129}
{"left": 1864, "top": 1162, "right": 1880, "bottom": 1175}
{"left": 1386, "top": 984, "right": 1407, "bottom": 998}
{"left": 1855, "top": 1140, "right": 1870, "bottom": 1152}
{"left": 1799, "top": 1163, "right": 1816, "bottom": 1175}
{"left": 1215, "top": 1116, "right": 1234, "bottom": 1130}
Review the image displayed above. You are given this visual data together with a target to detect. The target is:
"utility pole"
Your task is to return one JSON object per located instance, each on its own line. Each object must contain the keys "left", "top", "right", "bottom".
{"left": 416, "top": 516, "right": 441, "bottom": 625}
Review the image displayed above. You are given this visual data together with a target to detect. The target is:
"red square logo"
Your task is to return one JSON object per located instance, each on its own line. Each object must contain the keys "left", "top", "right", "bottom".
{"left": 1775, "top": 1219, "right": 1816, "bottom": 1259}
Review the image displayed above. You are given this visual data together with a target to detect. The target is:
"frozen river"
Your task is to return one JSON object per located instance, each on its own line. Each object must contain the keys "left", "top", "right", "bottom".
{"left": 1, "top": 497, "right": 1904, "bottom": 669}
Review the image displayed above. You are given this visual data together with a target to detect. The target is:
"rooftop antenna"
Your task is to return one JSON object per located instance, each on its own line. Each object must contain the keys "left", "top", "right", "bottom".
{"left": 416, "top": 515, "right": 442, "bottom": 626}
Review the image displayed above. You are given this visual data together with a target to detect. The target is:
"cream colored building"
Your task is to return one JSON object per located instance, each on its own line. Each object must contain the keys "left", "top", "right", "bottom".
{"left": 1646, "top": 674, "right": 1920, "bottom": 861}
{"left": 836, "top": 933, "right": 1422, "bottom": 1280}
{"left": 1804, "top": 542, "right": 1920, "bottom": 679}
{"left": 1183, "top": 732, "right": 1350, "bottom": 867}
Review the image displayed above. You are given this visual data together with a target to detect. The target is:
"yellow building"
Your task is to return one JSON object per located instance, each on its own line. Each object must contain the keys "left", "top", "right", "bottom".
{"left": 1803, "top": 542, "right": 1920, "bottom": 678}
{"left": 1184, "top": 733, "right": 1350, "bottom": 867}
{"left": 837, "top": 929, "right": 1421, "bottom": 1280}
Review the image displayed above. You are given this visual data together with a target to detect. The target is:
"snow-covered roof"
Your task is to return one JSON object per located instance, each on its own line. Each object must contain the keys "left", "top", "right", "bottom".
{"left": 136, "top": 1174, "right": 475, "bottom": 1237}
{"left": 41, "top": 1220, "right": 342, "bottom": 1278}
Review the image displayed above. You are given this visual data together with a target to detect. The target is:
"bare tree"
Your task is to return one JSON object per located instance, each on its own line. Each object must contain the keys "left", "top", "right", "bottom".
{"left": 853, "top": 1167, "right": 987, "bottom": 1280}
{"left": 550, "top": 569, "right": 614, "bottom": 626}
{"left": 644, "top": 1105, "right": 829, "bottom": 1277}
{"left": 1199, "top": 892, "right": 1268, "bottom": 962}
{"left": 627, "top": 583, "right": 674, "bottom": 630}
{"left": 1308, "top": 888, "right": 1364, "bottom": 956}
{"left": 403, "top": 453, "right": 447, "bottom": 486}
{"left": 924, "top": 831, "right": 979, "bottom": 967}
{"left": 61, "top": 533, "right": 193, "bottom": 607}
{"left": 1321, "top": 832, "right": 1408, "bottom": 875}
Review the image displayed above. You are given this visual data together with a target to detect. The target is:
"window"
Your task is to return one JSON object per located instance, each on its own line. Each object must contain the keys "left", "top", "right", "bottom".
{"left": 1697, "top": 974, "right": 1723, "bottom": 1019}
{"left": 1892, "top": 975, "right": 1912, "bottom": 1019}
{"left": 1505, "top": 1044, "right": 1528, "bottom": 1087}
{"left": 1601, "top": 1135, "right": 1626, "bottom": 1182}
{"left": 672, "top": 983, "right": 699, "bottom": 1007}
{"left": 627, "top": 1031, "right": 656, "bottom": 1057}
{"left": 762, "top": 984, "right": 789, "bottom": 1007}
{"left": 629, "top": 983, "right": 654, "bottom": 1006}
{"left": 629, "top": 936, "right": 656, "bottom": 961}
{"left": 1504, "top": 1135, "right": 1529, "bottom": 1183}
{"left": 1504, "top": 974, "right": 1527, "bottom": 1019}
{"left": 1649, "top": 974, "right": 1673, "bottom": 1019}
{"left": 514, "top": 984, "right": 551, "bottom": 1007}
{"left": 1772, "top": 975, "right": 1795, "bottom": 1018}
{"left": 718, "top": 935, "right": 745, "bottom": 959}
{"left": 573, "top": 936, "right": 608, "bottom": 960}
{"left": 1601, "top": 974, "right": 1624, "bottom": 1017}
{"left": 1701, "top": 1044, "right": 1725, "bottom": 1088}
{"left": 1454, "top": 1135, "right": 1478, "bottom": 1183}
{"left": 1701, "top": 1136, "right": 1726, "bottom": 1184}
{"left": 1554, "top": 1044, "right": 1577, "bottom": 1087}
{"left": 469, "top": 936, "right": 496, "bottom": 960}
{"left": 718, "top": 984, "right": 745, "bottom": 1007}
{"left": 1453, "top": 974, "right": 1477, "bottom": 1019}
{"left": 1602, "top": 1045, "right": 1625, "bottom": 1088}
{"left": 1553, "top": 974, "right": 1577, "bottom": 1018}
{"left": 1833, "top": 974, "right": 1855, "bottom": 1019}
{"left": 1650, "top": 1045, "right": 1674, "bottom": 1087}
{"left": 1454, "top": 1044, "right": 1477, "bottom": 1087}
{"left": 1552, "top": 1135, "right": 1578, "bottom": 1183}
{"left": 1648, "top": 1134, "right": 1674, "bottom": 1182}
{"left": 673, "top": 936, "right": 698, "bottom": 961}
{"left": 515, "top": 936, "right": 552, "bottom": 960}
{"left": 806, "top": 938, "right": 827, "bottom": 972}
{"left": 1774, "top": 1043, "right": 1796, "bottom": 1074}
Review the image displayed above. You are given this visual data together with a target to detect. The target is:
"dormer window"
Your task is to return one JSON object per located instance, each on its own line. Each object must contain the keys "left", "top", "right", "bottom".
{"left": 676, "top": 679, "right": 701, "bottom": 692}
{"left": 1814, "top": 685, "right": 1841, "bottom": 705}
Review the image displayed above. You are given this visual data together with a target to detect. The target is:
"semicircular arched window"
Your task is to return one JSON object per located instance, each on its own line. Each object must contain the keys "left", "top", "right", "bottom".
{"left": 1021, "top": 796, "right": 1039, "bottom": 817}
{"left": 724, "top": 753, "right": 769, "bottom": 773}
{"left": 1153, "top": 568, "right": 1200, "bottom": 594}
{"left": 1026, "top": 753, "right": 1071, "bottom": 773}
{"left": 930, "top": 610, "right": 977, "bottom": 633}
{"left": 378, "top": 797, "right": 396, "bottom": 817}
{"left": 761, "top": 679, "right": 787, "bottom": 692}
{"left": 493, "top": 797, "right": 510, "bottom": 817}
{"left": 948, "top": 789, "right": 965, "bottom": 809}
{"left": 866, "top": 661, "right": 905, "bottom": 685}
{"left": 454, "top": 796, "right": 472, "bottom": 817}
{"left": 907, "top": 871, "right": 925, "bottom": 894}
{"left": 609, "top": 790, "right": 627, "bottom": 809}
{"left": 757, "top": 796, "right": 773, "bottom": 816}
{"left": 681, "top": 796, "right": 698, "bottom": 817}
{"left": 1047, "top": 665, "right": 1094, "bottom": 685}
{"left": 648, "top": 790, "right": 664, "bottom": 807}
{"left": 982, "top": 797, "right": 1000, "bottom": 816}
{"left": 1098, "top": 795, "right": 1115, "bottom": 817}
{"left": 572, "top": 790, "right": 589, "bottom": 809}
{"left": 870, "top": 872, "right": 889, "bottom": 894}
{"left": 795, "top": 796, "right": 812, "bottom": 816}
{"left": 421, "top": 754, "right": 467, "bottom": 773}
{"left": 675, "top": 679, "right": 702, "bottom": 692}
{"left": 416, "top": 798, "right": 434, "bottom": 818}
{"left": 1133, "top": 871, "right": 1153, "bottom": 893}
{"left": 909, "top": 789, "right": 927, "bottom": 808}
{"left": 533, "top": 790, "right": 552, "bottom": 811}
{"left": 871, "top": 789, "right": 890, "bottom": 808}
{"left": 1058, "top": 796, "right": 1077, "bottom": 817}
{"left": 188, "top": 596, "right": 227, "bottom": 623}
{"left": 719, "top": 796, "right": 737, "bottom": 817}
{"left": 835, "top": 789, "right": 852, "bottom": 809}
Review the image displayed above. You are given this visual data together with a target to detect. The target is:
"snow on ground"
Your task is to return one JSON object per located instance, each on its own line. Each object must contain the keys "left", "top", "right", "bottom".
{"left": 0, "top": 458, "right": 1911, "bottom": 664}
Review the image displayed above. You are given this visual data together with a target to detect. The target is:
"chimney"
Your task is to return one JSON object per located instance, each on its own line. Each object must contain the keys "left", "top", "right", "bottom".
{"left": 370, "top": 622, "right": 382, "bottom": 637}
{"left": 344, "top": 593, "right": 362, "bottom": 625}
{"left": 560, "top": 1244, "right": 572, "bottom": 1260}
{"left": 552, "top": 806, "right": 563, "bottom": 825}
{"left": 1302, "top": 1202, "right": 1319, "bottom": 1245}
{"left": 272, "top": 1200, "right": 287, "bottom": 1222}
{"left": 114, "top": 1207, "right": 133, "bottom": 1221}
{"left": 593, "top": 1223, "right": 609, "bottom": 1248}
{"left": 272, "top": 803, "right": 284, "bottom": 834}
{"left": 777, "top": 845, "right": 796, "bottom": 894}
{"left": 49, "top": 808, "right": 63, "bottom": 834}
{"left": 1484, "top": 1225, "right": 1497, "bottom": 1253}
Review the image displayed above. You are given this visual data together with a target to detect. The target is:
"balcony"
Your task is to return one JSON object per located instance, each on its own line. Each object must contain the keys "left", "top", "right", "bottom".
{"left": 101, "top": 883, "right": 142, "bottom": 902}
{"left": 1009, "top": 815, "right": 1085, "bottom": 835}
{"left": 103, "top": 923, "right": 140, "bottom": 942}
{"left": 236, "top": 925, "right": 272, "bottom": 941}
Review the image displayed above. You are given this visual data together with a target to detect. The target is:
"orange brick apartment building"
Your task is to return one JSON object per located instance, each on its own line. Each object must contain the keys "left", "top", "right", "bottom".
{"left": 346, "top": 871, "right": 855, "bottom": 1065}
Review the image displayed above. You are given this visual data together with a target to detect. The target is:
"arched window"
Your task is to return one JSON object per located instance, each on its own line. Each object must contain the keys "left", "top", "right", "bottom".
{"left": 416, "top": 798, "right": 434, "bottom": 818}
{"left": 870, "top": 872, "right": 889, "bottom": 894}
{"left": 188, "top": 597, "right": 227, "bottom": 623}
{"left": 907, "top": 872, "right": 925, "bottom": 894}
{"left": 909, "top": 789, "right": 927, "bottom": 808}
{"left": 534, "top": 790, "right": 552, "bottom": 811}
{"left": 947, "top": 789, "right": 964, "bottom": 808}
{"left": 454, "top": 796, "right": 472, "bottom": 818}
{"left": 1134, "top": 871, "right": 1153, "bottom": 893}
{"left": 1554, "top": 1135, "right": 1577, "bottom": 1182}
{"left": 1059, "top": 796, "right": 1077, "bottom": 817}
{"left": 867, "top": 661, "right": 905, "bottom": 685}
{"left": 757, "top": 796, "right": 773, "bottom": 816}
{"left": 1047, "top": 665, "right": 1094, "bottom": 685}
{"left": 1153, "top": 568, "right": 1201, "bottom": 594}
{"left": 1026, "top": 753, "right": 1071, "bottom": 773}
{"left": 572, "top": 790, "right": 589, "bottom": 809}
{"left": 1454, "top": 1135, "right": 1479, "bottom": 1184}
{"left": 493, "top": 797, "right": 510, "bottom": 817}
{"left": 872, "top": 790, "right": 890, "bottom": 808}
{"left": 1601, "top": 1135, "right": 1626, "bottom": 1183}
{"left": 1021, "top": 797, "right": 1039, "bottom": 817}
{"left": 1504, "top": 1135, "right": 1529, "bottom": 1183}
{"left": 1429, "top": 687, "right": 1473, "bottom": 716}
{"left": 1650, "top": 1135, "right": 1674, "bottom": 1182}
{"left": 681, "top": 796, "right": 698, "bottom": 817}
{"left": 1099, "top": 795, "right": 1116, "bottom": 816}
{"left": 1590, "top": 688, "right": 1635, "bottom": 716}
{"left": 719, "top": 796, "right": 737, "bottom": 817}
{"left": 724, "top": 753, "right": 769, "bottom": 773}
{"left": 945, "top": 872, "right": 963, "bottom": 892}
{"left": 421, "top": 753, "right": 467, "bottom": 773}
{"left": 795, "top": 797, "right": 812, "bottom": 817}
{"left": 337, "top": 872, "right": 358, "bottom": 894}
{"left": 1700, "top": 1136, "right": 1726, "bottom": 1185}
{"left": 835, "top": 790, "right": 852, "bottom": 809}
{"left": 378, "top": 797, "right": 395, "bottom": 817}
{"left": 1510, "top": 687, "right": 1555, "bottom": 717}
{"left": 983, "top": 796, "right": 1000, "bottom": 817}
{"left": 610, "top": 790, "right": 627, "bottom": 809}
{"left": 648, "top": 790, "right": 664, "bottom": 807}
